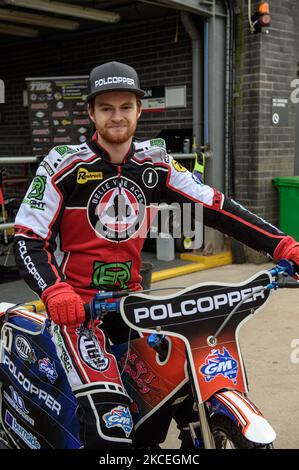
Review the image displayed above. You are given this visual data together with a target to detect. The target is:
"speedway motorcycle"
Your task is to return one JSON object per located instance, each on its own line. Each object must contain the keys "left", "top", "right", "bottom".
{"left": 0, "top": 260, "right": 297, "bottom": 449}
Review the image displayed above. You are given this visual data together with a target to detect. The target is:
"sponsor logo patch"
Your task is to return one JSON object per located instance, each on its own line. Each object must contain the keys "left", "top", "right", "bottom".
{"left": 94, "top": 76, "right": 135, "bottom": 88}
{"left": 3, "top": 386, "right": 35, "bottom": 426}
{"left": 40, "top": 160, "right": 54, "bottom": 177}
{"left": 5, "top": 410, "right": 40, "bottom": 449}
{"left": 14, "top": 335, "right": 36, "bottom": 363}
{"left": 55, "top": 145, "right": 76, "bottom": 157}
{"left": 172, "top": 160, "right": 187, "bottom": 173}
{"left": 102, "top": 405, "right": 133, "bottom": 437}
{"left": 38, "top": 357, "right": 58, "bottom": 384}
{"left": 77, "top": 168, "right": 103, "bottom": 184}
{"left": 78, "top": 330, "right": 110, "bottom": 372}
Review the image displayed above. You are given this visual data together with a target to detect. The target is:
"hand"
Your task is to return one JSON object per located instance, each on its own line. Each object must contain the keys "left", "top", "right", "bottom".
{"left": 273, "top": 236, "right": 299, "bottom": 271}
{"left": 42, "top": 282, "right": 85, "bottom": 325}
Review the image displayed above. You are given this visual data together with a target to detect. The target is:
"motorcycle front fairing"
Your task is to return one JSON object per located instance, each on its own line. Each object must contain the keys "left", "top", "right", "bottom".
{"left": 120, "top": 270, "right": 277, "bottom": 445}
{"left": 120, "top": 270, "right": 272, "bottom": 404}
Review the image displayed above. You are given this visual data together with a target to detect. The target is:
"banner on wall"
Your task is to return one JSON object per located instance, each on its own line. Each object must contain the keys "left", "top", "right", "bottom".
{"left": 26, "top": 76, "right": 90, "bottom": 155}
{"left": 26, "top": 77, "right": 187, "bottom": 155}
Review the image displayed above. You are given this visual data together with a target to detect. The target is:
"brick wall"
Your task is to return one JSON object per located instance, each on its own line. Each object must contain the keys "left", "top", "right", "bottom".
{"left": 0, "top": 15, "right": 193, "bottom": 160}
{"left": 234, "top": 0, "right": 298, "bottom": 226}
{"left": 0, "top": 14, "right": 195, "bottom": 201}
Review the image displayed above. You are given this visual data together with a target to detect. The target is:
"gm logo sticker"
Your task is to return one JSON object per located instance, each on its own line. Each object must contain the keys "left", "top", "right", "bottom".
{"left": 200, "top": 348, "right": 238, "bottom": 385}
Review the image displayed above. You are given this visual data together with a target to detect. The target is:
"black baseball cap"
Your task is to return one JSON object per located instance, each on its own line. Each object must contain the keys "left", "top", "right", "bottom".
{"left": 87, "top": 61, "right": 145, "bottom": 101}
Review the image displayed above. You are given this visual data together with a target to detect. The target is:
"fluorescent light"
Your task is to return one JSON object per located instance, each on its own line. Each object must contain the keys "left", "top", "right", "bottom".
{"left": 0, "top": 9, "right": 79, "bottom": 30}
{"left": 4, "top": 0, "right": 120, "bottom": 23}
{"left": 0, "top": 22, "right": 39, "bottom": 37}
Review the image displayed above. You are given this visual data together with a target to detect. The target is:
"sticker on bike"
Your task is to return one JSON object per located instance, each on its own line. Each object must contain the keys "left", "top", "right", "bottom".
{"left": 199, "top": 348, "right": 238, "bottom": 385}
{"left": 38, "top": 357, "right": 58, "bottom": 384}
{"left": 102, "top": 405, "right": 133, "bottom": 437}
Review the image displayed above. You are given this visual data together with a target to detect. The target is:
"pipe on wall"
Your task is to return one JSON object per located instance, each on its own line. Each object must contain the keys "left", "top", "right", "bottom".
{"left": 180, "top": 12, "right": 203, "bottom": 150}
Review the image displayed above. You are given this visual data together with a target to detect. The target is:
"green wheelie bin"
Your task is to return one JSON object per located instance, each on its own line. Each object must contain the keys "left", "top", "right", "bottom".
{"left": 273, "top": 176, "right": 299, "bottom": 239}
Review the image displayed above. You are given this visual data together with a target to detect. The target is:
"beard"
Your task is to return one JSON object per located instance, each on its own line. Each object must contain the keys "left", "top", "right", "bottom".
{"left": 96, "top": 120, "right": 137, "bottom": 145}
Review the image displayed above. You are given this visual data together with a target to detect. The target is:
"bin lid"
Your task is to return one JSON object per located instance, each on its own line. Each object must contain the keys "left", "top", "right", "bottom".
{"left": 273, "top": 176, "right": 299, "bottom": 188}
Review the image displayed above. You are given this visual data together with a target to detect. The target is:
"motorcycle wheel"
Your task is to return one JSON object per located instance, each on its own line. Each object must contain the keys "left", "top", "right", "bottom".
{"left": 211, "top": 415, "right": 274, "bottom": 449}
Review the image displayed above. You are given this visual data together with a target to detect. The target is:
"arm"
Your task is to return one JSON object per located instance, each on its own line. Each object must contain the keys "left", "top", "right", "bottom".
{"left": 13, "top": 149, "right": 85, "bottom": 325}
{"left": 13, "top": 153, "right": 65, "bottom": 296}
{"left": 156, "top": 154, "right": 298, "bottom": 262}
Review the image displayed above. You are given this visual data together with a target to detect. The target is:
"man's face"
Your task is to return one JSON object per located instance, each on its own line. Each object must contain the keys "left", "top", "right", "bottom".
{"left": 88, "top": 91, "right": 142, "bottom": 145}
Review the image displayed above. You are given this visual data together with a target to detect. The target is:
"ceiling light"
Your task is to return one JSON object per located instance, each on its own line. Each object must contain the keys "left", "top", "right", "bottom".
{"left": 4, "top": 0, "right": 120, "bottom": 23}
{"left": 0, "top": 22, "right": 39, "bottom": 37}
{"left": 0, "top": 9, "right": 79, "bottom": 30}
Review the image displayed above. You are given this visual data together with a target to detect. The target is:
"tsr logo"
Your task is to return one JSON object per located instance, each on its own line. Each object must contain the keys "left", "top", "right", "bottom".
{"left": 0, "top": 79, "right": 5, "bottom": 104}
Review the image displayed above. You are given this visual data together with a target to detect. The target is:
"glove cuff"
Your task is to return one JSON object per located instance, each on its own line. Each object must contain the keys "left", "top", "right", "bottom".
{"left": 41, "top": 282, "right": 76, "bottom": 305}
{"left": 273, "top": 236, "right": 299, "bottom": 260}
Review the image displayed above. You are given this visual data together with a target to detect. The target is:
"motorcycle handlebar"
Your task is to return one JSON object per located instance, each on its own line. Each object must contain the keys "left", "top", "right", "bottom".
{"left": 83, "top": 260, "right": 299, "bottom": 321}
{"left": 84, "top": 290, "right": 127, "bottom": 322}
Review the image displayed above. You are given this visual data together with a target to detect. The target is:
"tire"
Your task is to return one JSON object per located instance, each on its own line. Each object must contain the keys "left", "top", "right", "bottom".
{"left": 211, "top": 415, "right": 274, "bottom": 449}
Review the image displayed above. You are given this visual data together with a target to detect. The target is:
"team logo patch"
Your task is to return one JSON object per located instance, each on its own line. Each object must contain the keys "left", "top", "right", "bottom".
{"left": 38, "top": 357, "right": 58, "bottom": 384}
{"left": 103, "top": 405, "right": 133, "bottom": 437}
{"left": 172, "top": 160, "right": 187, "bottom": 173}
{"left": 87, "top": 176, "right": 146, "bottom": 241}
{"left": 78, "top": 330, "right": 110, "bottom": 372}
{"left": 142, "top": 168, "right": 158, "bottom": 188}
{"left": 91, "top": 261, "right": 132, "bottom": 290}
{"left": 14, "top": 336, "right": 36, "bottom": 363}
{"left": 200, "top": 348, "right": 238, "bottom": 385}
{"left": 28, "top": 175, "right": 47, "bottom": 200}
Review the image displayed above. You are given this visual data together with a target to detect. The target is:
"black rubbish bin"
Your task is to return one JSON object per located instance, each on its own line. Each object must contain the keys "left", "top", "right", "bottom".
{"left": 140, "top": 262, "right": 154, "bottom": 290}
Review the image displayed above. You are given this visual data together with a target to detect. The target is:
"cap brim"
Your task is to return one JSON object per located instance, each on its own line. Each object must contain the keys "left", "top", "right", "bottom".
{"left": 87, "top": 87, "right": 145, "bottom": 101}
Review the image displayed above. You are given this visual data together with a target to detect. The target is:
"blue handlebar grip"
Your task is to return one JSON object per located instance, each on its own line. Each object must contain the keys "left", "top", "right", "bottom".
{"left": 270, "top": 259, "right": 295, "bottom": 278}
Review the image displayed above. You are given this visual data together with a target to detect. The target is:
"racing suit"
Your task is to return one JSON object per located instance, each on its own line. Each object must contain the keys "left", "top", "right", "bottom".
{"left": 13, "top": 134, "right": 290, "bottom": 448}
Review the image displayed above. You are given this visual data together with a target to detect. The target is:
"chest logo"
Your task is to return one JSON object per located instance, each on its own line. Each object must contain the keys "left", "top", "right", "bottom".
{"left": 87, "top": 176, "right": 146, "bottom": 241}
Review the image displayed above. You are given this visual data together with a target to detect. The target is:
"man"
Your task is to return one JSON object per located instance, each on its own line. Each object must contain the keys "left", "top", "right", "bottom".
{"left": 14, "top": 61, "right": 299, "bottom": 448}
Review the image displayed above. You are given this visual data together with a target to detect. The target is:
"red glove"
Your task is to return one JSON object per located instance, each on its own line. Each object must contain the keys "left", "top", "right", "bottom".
{"left": 273, "top": 236, "right": 299, "bottom": 268}
{"left": 42, "top": 282, "right": 85, "bottom": 326}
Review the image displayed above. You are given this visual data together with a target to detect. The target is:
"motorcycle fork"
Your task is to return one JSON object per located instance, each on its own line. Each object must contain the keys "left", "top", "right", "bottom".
{"left": 186, "top": 357, "right": 216, "bottom": 449}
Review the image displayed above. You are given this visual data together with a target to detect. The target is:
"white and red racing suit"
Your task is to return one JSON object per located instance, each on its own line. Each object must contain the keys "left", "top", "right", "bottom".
{"left": 13, "top": 135, "right": 289, "bottom": 448}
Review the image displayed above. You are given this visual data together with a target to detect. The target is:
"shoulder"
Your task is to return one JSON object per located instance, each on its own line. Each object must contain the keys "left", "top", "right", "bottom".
{"left": 40, "top": 143, "right": 95, "bottom": 175}
{"left": 133, "top": 138, "right": 171, "bottom": 166}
